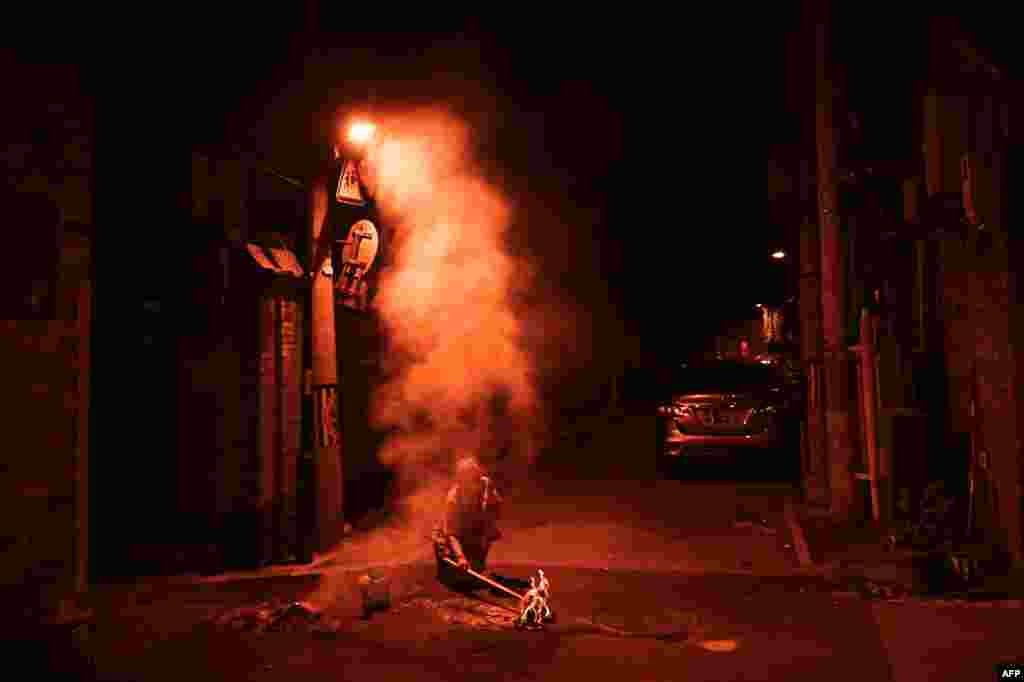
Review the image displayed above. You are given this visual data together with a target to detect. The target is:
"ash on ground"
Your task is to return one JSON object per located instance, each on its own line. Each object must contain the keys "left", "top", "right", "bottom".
{"left": 206, "top": 600, "right": 345, "bottom": 636}
{"left": 395, "top": 595, "right": 519, "bottom": 630}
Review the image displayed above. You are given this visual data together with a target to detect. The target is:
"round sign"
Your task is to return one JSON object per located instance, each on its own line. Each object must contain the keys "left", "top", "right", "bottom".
{"left": 341, "top": 220, "right": 379, "bottom": 271}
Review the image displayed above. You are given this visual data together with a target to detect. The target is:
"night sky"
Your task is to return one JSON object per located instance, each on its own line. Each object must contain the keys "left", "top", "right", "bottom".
{"left": 34, "top": 10, "right": 1012, "bottom": 365}
{"left": 164, "top": 20, "right": 792, "bottom": 362}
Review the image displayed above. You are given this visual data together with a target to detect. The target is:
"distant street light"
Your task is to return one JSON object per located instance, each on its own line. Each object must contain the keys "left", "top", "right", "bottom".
{"left": 771, "top": 249, "right": 787, "bottom": 260}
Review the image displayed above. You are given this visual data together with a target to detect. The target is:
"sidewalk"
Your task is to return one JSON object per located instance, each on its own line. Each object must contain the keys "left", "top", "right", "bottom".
{"left": 791, "top": 502, "right": 1024, "bottom": 606}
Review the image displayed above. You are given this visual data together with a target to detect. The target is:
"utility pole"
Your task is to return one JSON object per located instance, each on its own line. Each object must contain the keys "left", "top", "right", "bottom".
{"left": 815, "top": 16, "right": 856, "bottom": 518}
{"left": 799, "top": 209, "right": 828, "bottom": 507}
{"left": 308, "top": 171, "right": 344, "bottom": 553}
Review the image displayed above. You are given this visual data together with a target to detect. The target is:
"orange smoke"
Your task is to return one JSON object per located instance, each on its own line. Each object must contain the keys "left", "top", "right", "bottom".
{"left": 366, "top": 107, "right": 540, "bottom": 490}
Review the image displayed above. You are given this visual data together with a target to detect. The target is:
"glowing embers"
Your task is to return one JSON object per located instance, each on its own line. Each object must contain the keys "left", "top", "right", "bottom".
{"left": 697, "top": 639, "right": 740, "bottom": 653}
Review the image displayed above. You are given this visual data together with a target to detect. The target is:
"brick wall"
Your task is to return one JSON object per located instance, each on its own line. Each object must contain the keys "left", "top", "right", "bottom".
{"left": 2, "top": 69, "right": 93, "bottom": 608}
{"left": 930, "top": 86, "right": 1020, "bottom": 562}
{"left": 935, "top": 225, "right": 1021, "bottom": 562}
{"left": 1, "top": 233, "right": 91, "bottom": 609}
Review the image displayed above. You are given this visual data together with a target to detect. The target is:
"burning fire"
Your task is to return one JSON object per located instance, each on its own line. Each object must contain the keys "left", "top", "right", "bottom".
{"left": 517, "top": 569, "right": 552, "bottom": 629}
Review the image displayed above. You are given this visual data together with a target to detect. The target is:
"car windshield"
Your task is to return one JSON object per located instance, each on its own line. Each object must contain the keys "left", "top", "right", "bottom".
{"left": 671, "top": 362, "right": 782, "bottom": 395}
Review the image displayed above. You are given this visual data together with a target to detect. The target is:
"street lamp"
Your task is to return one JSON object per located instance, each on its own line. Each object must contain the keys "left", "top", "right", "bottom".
{"left": 771, "top": 249, "right": 787, "bottom": 260}
{"left": 348, "top": 121, "right": 376, "bottom": 146}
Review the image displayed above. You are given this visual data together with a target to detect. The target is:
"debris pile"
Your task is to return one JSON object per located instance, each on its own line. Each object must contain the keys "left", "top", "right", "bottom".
{"left": 832, "top": 576, "right": 912, "bottom": 602}
{"left": 207, "top": 600, "right": 344, "bottom": 637}
{"left": 396, "top": 596, "right": 517, "bottom": 630}
{"left": 887, "top": 481, "right": 960, "bottom": 551}
{"left": 886, "top": 480, "right": 1002, "bottom": 593}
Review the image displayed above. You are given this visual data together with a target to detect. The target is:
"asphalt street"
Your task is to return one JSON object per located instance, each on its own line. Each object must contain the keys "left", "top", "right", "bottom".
{"left": 39, "top": 422, "right": 1024, "bottom": 681}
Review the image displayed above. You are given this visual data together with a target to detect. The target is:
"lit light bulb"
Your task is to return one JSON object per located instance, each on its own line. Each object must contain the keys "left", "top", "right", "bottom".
{"left": 348, "top": 122, "right": 376, "bottom": 145}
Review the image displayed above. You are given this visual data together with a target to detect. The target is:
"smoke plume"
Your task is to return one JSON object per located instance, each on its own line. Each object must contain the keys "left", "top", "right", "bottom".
{"left": 361, "top": 106, "right": 543, "bottom": 526}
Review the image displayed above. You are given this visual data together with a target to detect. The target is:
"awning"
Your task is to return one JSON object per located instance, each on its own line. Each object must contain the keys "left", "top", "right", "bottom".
{"left": 245, "top": 244, "right": 305, "bottom": 278}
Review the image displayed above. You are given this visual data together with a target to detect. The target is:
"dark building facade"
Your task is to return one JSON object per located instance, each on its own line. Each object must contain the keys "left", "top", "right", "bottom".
{"left": 793, "top": 15, "right": 1021, "bottom": 566}
{"left": 1, "top": 64, "right": 94, "bottom": 615}
{"left": 165, "top": 150, "right": 390, "bottom": 573}
{"left": 172, "top": 233, "right": 309, "bottom": 570}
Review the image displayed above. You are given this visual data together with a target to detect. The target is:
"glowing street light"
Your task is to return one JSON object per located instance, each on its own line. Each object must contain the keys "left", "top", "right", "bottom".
{"left": 771, "top": 249, "right": 787, "bottom": 260}
{"left": 348, "top": 121, "right": 376, "bottom": 146}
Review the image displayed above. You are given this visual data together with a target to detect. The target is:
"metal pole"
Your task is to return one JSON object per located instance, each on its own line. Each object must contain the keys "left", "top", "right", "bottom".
{"left": 815, "top": 17, "right": 856, "bottom": 518}
{"left": 441, "top": 557, "right": 524, "bottom": 601}
{"left": 73, "top": 275, "right": 91, "bottom": 593}
{"left": 853, "top": 309, "right": 881, "bottom": 522}
{"left": 309, "top": 173, "right": 344, "bottom": 552}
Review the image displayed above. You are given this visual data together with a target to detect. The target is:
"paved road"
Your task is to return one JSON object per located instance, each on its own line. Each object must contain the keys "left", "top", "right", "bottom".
{"left": 69, "top": 564, "right": 894, "bottom": 682}
{"left": 50, "top": 424, "right": 1023, "bottom": 681}
{"left": 63, "top": 561, "right": 1021, "bottom": 682}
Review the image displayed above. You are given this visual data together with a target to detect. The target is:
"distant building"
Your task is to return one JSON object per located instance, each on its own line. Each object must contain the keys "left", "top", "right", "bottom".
{"left": 713, "top": 304, "right": 799, "bottom": 377}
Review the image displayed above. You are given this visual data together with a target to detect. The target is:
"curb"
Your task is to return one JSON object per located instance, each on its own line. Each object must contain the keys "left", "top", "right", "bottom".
{"left": 87, "top": 566, "right": 330, "bottom": 602}
{"left": 144, "top": 565, "right": 324, "bottom": 587}
{"left": 174, "top": 567, "right": 324, "bottom": 586}
{"left": 783, "top": 501, "right": 1024, "bottom": 610}
{"left": 914, "top": 598, "right": 1024, "bottom": 609}
{"left": 784, "top": 497, "right": 814, "bottom": 569}
{"left": 122, "top": 559, "right": 433, "bottom": 593}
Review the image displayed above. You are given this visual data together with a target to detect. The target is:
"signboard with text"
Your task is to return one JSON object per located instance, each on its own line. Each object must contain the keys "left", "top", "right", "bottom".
{"left": 335, "top": 159, "right": 366, "bottom": 207}
{"left": 336, "top": 219, "right": 379, "bottom": 313}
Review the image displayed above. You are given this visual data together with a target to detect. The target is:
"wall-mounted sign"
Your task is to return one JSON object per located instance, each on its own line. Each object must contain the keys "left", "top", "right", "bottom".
{"left": 337, "top": 219, "right": 379, "bottom": 312}
{"left": 336, "top": 159, "right": 365, "bottom": 206}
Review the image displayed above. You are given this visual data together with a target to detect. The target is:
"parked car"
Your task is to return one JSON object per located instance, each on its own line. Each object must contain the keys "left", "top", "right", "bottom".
{"left": 656, "top": 359, "right": 801, "bottom": 471}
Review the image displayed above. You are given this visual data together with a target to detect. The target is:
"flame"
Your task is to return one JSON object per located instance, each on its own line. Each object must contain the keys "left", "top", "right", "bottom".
{"left": 698, "top": 639, "right": 739, "bottom": 653}
{"left": 517, "top": 569, "right": 552, "bottom": 627}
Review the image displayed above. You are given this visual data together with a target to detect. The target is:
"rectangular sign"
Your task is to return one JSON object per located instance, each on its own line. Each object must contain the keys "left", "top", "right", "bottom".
{"left": 336, "top": 160, "right": 366, "bottom": 206}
